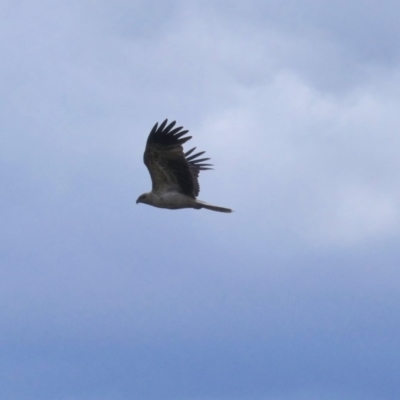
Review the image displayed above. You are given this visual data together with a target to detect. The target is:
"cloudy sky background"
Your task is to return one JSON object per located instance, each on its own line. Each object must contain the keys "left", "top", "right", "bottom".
{"left": 1, "top": 1, "right": 400, "bottom": 399}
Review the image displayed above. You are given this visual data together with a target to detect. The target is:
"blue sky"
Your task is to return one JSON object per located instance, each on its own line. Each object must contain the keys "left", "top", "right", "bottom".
{"left": 1, "top": 1, "right": 400, "bottom": 399}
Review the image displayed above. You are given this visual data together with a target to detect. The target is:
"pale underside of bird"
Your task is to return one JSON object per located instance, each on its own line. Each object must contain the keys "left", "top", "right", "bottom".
{"left": 136, "top": 119, "right": 232, "bottom": 213}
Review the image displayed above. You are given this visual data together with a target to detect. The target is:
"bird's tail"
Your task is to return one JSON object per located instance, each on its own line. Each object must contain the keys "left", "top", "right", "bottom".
{"left": 195, "top": 200, "right": 233, "bottom": 213}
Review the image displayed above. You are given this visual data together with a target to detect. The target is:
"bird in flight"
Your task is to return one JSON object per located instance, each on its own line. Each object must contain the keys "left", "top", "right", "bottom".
{"left": 136, "top": 119, "right": 232, "bottom": 213}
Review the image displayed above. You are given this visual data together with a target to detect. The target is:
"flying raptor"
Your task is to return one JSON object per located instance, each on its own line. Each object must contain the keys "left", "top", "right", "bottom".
{"left": 136, "top": 119, "right": 232, "bottom": 213}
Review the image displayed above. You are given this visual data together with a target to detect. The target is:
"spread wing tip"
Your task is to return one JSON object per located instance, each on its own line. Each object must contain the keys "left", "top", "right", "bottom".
{"left": 147, "top": 119, "right": 192, "bottom": 146}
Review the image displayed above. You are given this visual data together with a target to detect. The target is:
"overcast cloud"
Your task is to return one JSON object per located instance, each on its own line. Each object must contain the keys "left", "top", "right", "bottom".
{"left": 1, "top": 1, "right": 400, "bottom": 399}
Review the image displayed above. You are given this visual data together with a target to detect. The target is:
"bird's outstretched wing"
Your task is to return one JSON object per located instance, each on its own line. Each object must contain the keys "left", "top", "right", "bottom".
{"left": 144, "top": 119, "right": 212, "bottom": 197}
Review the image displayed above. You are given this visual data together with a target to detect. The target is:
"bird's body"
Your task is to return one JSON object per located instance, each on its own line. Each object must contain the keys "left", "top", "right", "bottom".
{"left": 137, "top": 191, "right": 199, "bottom": 210}
{"left": 136, "top": 119, "right": 232, "bottom": 213}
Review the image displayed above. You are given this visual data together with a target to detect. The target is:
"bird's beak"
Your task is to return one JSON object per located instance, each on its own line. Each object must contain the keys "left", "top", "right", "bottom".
{"left": 136, "top": 198, "right": 140, "bottom": 204}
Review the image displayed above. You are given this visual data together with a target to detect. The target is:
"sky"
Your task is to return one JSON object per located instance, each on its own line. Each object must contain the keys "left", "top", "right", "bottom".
{"left": 1, "top": 0, "right": 400, "bottom": 399}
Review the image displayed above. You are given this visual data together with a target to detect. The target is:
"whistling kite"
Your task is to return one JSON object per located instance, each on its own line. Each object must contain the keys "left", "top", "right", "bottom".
{"left": 136, "top": 120, "right": 232, "bottom": 213}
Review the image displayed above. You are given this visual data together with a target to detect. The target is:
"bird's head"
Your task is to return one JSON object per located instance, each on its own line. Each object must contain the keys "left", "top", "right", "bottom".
{"left": 136, "top": 193, "right": 150, "bottom": 205}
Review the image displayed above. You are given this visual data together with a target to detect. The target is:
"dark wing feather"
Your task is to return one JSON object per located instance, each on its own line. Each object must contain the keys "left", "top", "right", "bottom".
{"left": 184, "top": 148, "right": 212, "bottom": 196}
{"left": 144, "top": 119, "right": 212, "bottom": 197}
